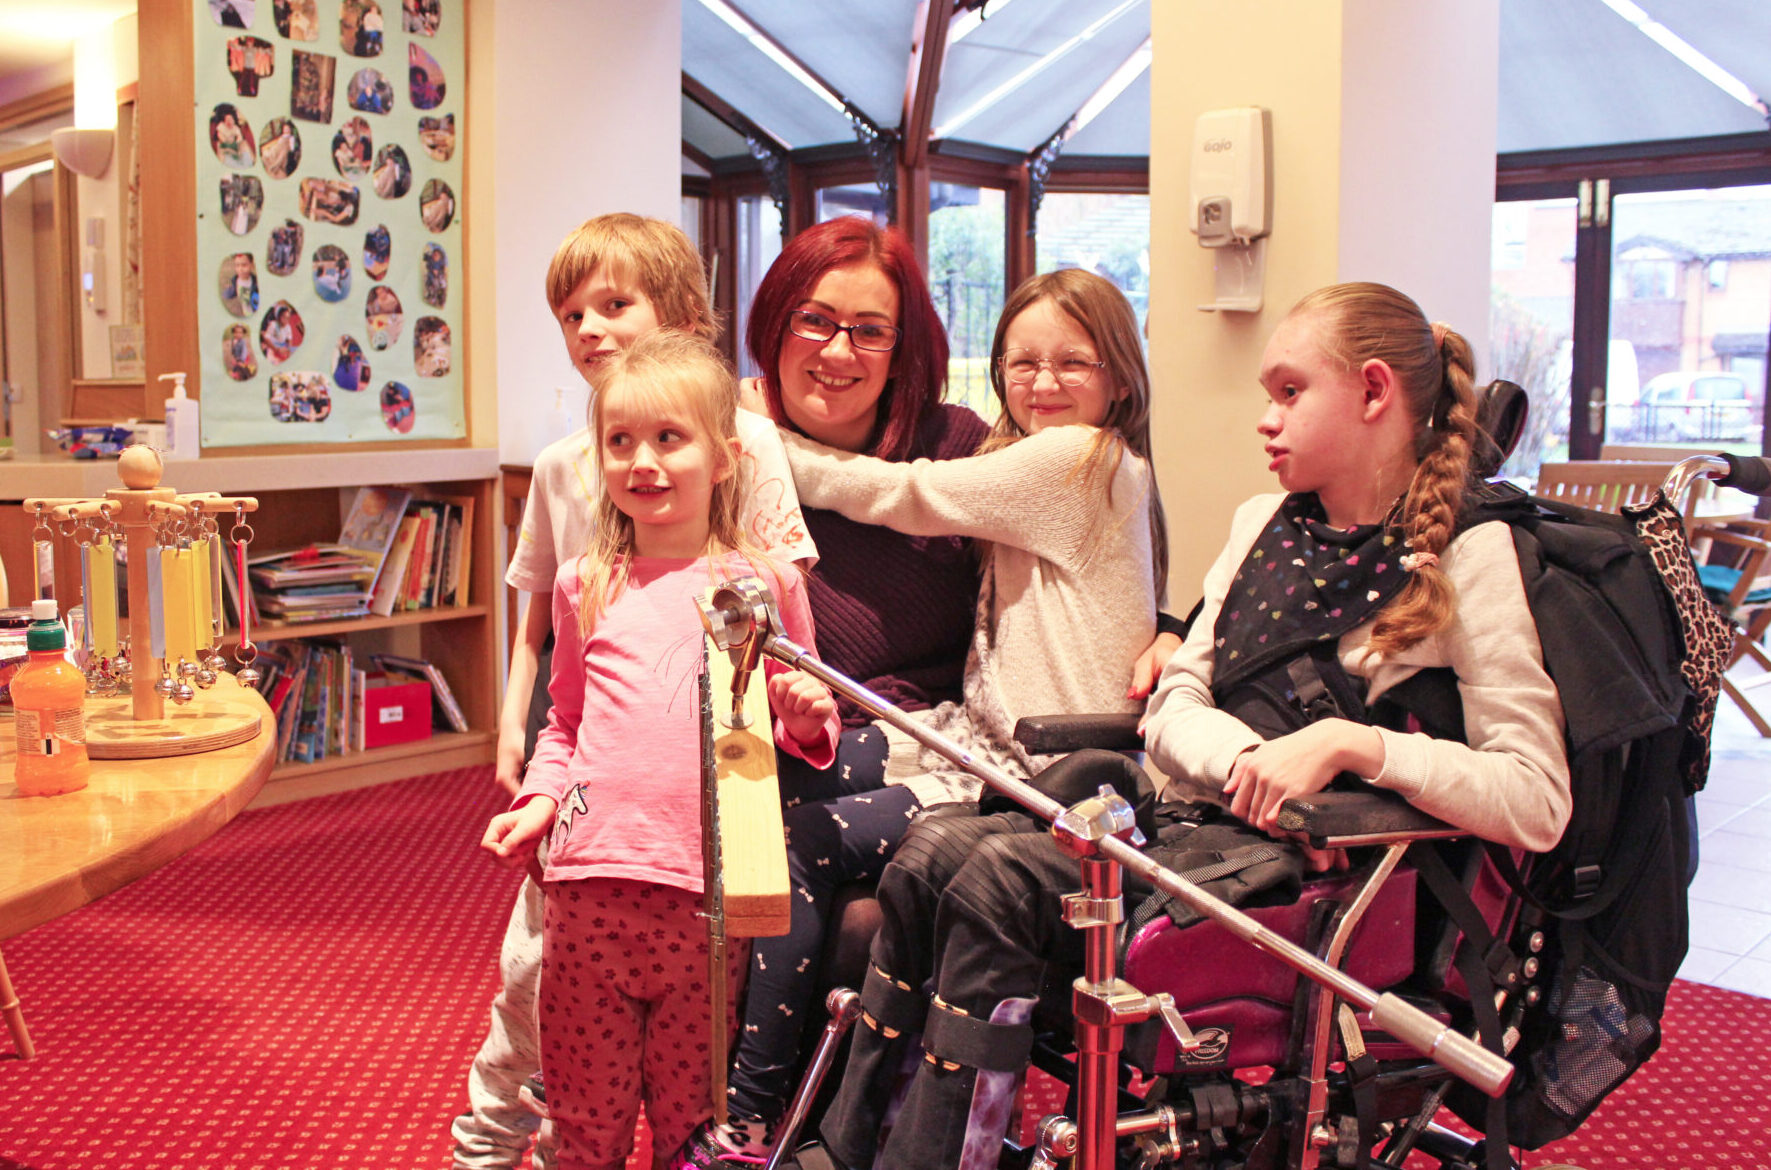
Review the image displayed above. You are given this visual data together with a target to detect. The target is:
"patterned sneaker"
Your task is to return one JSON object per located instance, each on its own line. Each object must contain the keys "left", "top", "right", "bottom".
{"left": 518, "top": 1073, "right": 548, "bottom": 1119}
{"left": 671, "top": 1116, "right": 775, "bottom": 1167}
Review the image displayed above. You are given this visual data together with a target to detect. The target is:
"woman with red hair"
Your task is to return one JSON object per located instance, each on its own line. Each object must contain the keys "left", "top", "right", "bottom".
{"left": 680, "top": 216, "right": 991, "bottom": 1164}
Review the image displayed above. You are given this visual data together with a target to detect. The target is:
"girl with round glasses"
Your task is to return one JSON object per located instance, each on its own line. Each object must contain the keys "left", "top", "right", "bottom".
{"left": 777, "top": 268, "right": 1171, "bottom": 1170}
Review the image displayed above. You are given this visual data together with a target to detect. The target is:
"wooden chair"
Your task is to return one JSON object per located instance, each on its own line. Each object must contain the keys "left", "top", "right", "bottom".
{"left": 1689, "top": 519, "right": 1771, "bottom": 737}
{"left": 1533, "top": 460, "right": 1678, "bottom": 515}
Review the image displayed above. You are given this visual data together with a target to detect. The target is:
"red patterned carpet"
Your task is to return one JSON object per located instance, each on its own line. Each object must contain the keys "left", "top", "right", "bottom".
{"left": 2, "top": 766, "right": 1767, "bottom": 1170}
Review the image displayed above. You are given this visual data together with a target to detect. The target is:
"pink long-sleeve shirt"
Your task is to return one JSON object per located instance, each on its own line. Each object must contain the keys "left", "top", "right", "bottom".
{"left": 519, "top": 551, "right": 838, "bottom": 894}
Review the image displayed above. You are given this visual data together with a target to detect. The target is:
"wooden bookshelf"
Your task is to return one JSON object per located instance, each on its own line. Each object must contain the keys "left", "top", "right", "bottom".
{"left": 0, "top": 449, "right": 502, "bottom": 799}
{"left": 256, "top": 603, "right": 490, "bottom": 642}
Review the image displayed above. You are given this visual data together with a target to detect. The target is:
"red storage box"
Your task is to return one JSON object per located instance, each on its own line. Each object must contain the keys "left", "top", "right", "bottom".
{"left": 363, "top": 672, "right": 433, "bottom": 749}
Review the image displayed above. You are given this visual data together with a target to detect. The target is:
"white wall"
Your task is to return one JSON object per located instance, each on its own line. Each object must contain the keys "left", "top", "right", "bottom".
{"left": 478, "top": 0, "right": 684, "bottom": 465}
{"left": 1338, "top": 2, "right": 1498, "bottom": 374}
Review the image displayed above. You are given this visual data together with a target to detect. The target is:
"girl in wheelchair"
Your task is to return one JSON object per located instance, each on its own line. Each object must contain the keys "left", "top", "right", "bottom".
{"left": 810, "top": 282, "right": 1572, "bottom": 1170}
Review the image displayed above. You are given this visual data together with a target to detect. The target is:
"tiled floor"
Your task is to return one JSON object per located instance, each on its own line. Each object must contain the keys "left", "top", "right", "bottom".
{"left": 1682, "top": 682, "right": 1771, "bottom": 998}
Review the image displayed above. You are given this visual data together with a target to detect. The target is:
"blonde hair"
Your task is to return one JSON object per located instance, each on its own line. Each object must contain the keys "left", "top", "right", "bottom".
{"left": 575, "top": 331, "right": 753, "bottom": 633}
{"left": 1288, "top": 282, "right": 1478, "bottom": 655}
{"left": 546, "top": 213, "right": 718, "bottom": 341}
{"left": 981, "top": 269, "right": 1169, "bottom": 600}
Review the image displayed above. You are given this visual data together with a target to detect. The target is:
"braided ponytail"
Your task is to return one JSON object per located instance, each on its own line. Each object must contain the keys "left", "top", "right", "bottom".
{"left": 1289, "top": 284, "right": 1478, "bottom": 656}
{"left": 1368, "top": 324, "right": 1478, "bottom": 655}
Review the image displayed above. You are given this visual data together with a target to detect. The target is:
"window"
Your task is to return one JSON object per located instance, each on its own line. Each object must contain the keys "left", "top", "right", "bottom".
{"left": 814, "top": 182, "right": 888, "bottom": 225}
{"left": 733, "top": 193, "right": 782, "bottom": 379}
{"left": 927, "top": 183, "right": 1005, "bottom": 421}
{"left": 1488, "top": 197, "right": 1577, "bottom": 480}
{"left": 1607, "top": 187, "right": 1771, "bottom": 452}
{"left": 1035, "top": 191, "right": 1150, "bottom": 331}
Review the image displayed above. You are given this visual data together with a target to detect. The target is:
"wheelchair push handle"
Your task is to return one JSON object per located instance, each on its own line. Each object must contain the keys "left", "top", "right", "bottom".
{"left": 1369, "top": 994, "right": 1513, "bottom": 1096}
{"left": 1716, "top": 453, "right": 1771, "bottom": 496}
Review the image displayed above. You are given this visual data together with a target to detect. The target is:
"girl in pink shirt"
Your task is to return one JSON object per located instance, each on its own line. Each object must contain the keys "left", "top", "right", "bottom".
{"left": 483, "top": 331, "right": 840, "bottom": 1170}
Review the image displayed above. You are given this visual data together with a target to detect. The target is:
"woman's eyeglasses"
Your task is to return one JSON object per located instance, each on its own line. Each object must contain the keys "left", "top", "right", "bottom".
{"left": 997, "top": 348, "right": 1105, "bottom": 386}
{"left": 789, "top": 309, "right": 901, "bottom": 352}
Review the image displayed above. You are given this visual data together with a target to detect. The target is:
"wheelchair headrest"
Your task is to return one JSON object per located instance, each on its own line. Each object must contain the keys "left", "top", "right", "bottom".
{"left": 1471, "top": 379, "right": 1529, "bottom": 479}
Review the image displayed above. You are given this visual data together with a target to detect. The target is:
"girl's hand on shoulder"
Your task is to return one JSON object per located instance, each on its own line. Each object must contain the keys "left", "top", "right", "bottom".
{"left": 481, "top": 796, "right": 558, "bottom": 868}
{"left": 769, "top": 669, "right": 837, "bottom": 744}
{"left": 1127, "top": 631, "right": 1185, "bottom": 700}
{"left": 1222, "top": 719, "right": 1383, "bottom": 833}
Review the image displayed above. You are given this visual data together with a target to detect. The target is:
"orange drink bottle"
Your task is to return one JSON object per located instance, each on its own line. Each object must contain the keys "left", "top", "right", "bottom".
{"left": 12, "top": 599, "right": 90, "bottom": 796}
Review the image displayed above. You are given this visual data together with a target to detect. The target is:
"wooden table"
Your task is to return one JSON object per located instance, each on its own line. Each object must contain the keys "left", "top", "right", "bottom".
{"left": 0, "top": 676, "right": 275, "bottom": 1058}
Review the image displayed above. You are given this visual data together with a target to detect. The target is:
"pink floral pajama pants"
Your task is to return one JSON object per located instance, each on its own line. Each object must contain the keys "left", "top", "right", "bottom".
{"left": 540, "top": 877, "right": 747, "bottom": 1170}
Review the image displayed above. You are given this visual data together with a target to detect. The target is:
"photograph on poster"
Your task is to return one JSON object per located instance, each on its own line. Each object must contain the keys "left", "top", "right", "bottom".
{"left": 347, "top": 68, "right": 395, "bottom": 115}
{"left": 365, "top": 285, "right": 404, "bottom": 349}
{"left": 332, "top": 116, "right": 372, "bottom": 175}
{"left": 260, "top": 117, "right": 302, "bottom": 179}
{"left": 271, "top": 373, "right": 334, "bottom": 423}
{"left": 418, "top": 178, "right": 453, "bottom": 232}
{"left": 219, "top": 174, "right": 264, "bottom": 235}
{"left": 260, "top": 301, "right": 307, "bottom": 364}
{"left": 414, "top": 317, "right": 450, "bottom": 377}
{"left": 219, "top": 252, "right": 260, "bottom": 317}
{"left": 363, "top": 224, "right": 391, "bottom": 279}
{"left": 342, "top": 0, "right": 385, "bottom": 58}
{"left": 313, "top": 244, "right": 353, "bottom": 303}
{"left": 299, "top": 178, "right": 360, "bottom": 225}
{"left": 223, "top": 324, "right": 258, "bottom": 381}
{"left": 290, "top": 50, "right": 336, "bottom": 122}
{"left": 373, "top": 143, "right": 411, "bottom": 198}
{"left": 267, "top": 219, "right": 304, "bottom": 275}
{"left": 334, "top": 336, "right": 370, "bottom": 392}
{"left": 380, "top": 380, "right": 415, "bottom": 433}
{"left": 403, "top": 0, "right": 439, "bottom": 36}
{"left": 418, "top": 112, "right": 453, "bottom": 161}
{"left": 226, "top": 36, "right": 274, "bottom": 97}
{"left": 209, "top": 104, "right": 256, "bottom": 168}
{"left": 408, "top": 42, "right": 445, "bottom": 109}
{"left": 210, "top": 0, "right": 254, "bottom": 29}
{"left": 274, "top": 0, "right": 318, "bottom": 40}
{"left": 421, "top": 242, "right": 445, "bottom": 307}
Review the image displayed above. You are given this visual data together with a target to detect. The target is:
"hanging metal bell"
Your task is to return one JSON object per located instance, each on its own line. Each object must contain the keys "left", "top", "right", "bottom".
{"left": 195, "top": 667, "right": 218, "bottom": 689}
{"left": 154, "top": 674, "right": 176, "bottom": 698}
{"left": 235, "top": 665, "right": 262, "bottom": 688}
{"left": 172, "top": 680, "right": 196, "bottom": 705}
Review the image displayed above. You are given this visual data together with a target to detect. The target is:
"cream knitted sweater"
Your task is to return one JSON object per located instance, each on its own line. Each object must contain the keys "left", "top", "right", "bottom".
{"left": 1144, "top": 493, "right": 1572, "bottom": 852}
{"left": 782, "top": 424, "right": 1157, "bottom": 804}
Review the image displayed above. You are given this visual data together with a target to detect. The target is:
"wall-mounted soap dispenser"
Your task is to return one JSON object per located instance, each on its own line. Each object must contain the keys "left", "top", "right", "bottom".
{"left": 1190, "top": 107, "right": 1273, "bottom": 312}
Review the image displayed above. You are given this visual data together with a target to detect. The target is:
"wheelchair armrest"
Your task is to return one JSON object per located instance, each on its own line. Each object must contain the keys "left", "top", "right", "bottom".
{"left": 1012, "top": 713, "right": 1144, "bottom": 754}
{"left": 1275, "top": 788, "right": 1464, "bottom": 848}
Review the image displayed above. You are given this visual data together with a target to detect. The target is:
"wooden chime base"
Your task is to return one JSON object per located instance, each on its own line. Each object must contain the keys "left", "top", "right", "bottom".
{"left": 84, "top": 673, "right": 264, "bottom": 760}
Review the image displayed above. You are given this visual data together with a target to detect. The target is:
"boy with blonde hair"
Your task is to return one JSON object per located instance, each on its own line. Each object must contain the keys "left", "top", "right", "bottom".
{"left": 451, "top": 213, "right": 812, "bottom": 1170}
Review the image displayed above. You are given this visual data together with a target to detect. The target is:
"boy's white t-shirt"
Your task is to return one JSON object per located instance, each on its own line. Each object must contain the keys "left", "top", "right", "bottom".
{"left": 506, "top": 407, "right": 816, "bottom": 593}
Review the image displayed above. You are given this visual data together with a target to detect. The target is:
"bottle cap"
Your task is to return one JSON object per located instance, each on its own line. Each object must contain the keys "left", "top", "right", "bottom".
{"left": 26, "top": 606, "right": 67, "bottom": 652}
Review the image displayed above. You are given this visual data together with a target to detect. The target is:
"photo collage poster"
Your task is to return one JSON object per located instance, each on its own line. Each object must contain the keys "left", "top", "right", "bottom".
{"left": 195, "top": 0, "right": 462, "bottom": 446}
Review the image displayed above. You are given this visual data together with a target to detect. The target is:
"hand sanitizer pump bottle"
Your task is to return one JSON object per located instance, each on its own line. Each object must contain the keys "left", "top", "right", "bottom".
{"left": 158, "top": 372, "right": 200, "bottom": 459}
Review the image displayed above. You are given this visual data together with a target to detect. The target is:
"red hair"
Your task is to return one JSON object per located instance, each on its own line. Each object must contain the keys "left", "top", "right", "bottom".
{"left": 746, "top": 217, "right": 948, "bottom": 461}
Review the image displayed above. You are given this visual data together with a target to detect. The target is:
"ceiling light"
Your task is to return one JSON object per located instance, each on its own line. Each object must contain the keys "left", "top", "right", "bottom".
{"left": 934, "top": 0, "right": 1141, "bottom": 140}
{"left": 695, "top": 0, "right": 846, "bottom": 115}
{"left": 1599, "top": 0, "right": 1768, "bottom": 117}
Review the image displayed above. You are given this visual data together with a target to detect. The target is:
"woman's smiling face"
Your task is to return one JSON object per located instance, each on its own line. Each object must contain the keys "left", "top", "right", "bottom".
{"left": 775, "top": 263, "right": 899, "bottom": 452}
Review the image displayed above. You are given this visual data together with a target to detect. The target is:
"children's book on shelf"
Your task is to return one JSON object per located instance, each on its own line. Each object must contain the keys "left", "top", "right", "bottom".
{"left": 336, "top": 485, "right": 413, "bottom": 594}
{"left": 371, "top": 652, "right": 469, "bottom": 733}
{"left": 370, "top": 514, "right": 423, "bottom": 617}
